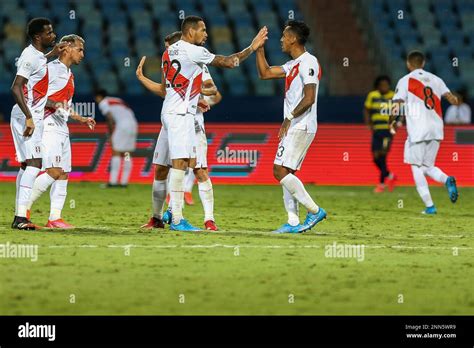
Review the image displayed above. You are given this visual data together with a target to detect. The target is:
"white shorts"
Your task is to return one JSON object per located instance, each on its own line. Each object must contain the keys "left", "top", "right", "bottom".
{"left": 404, "top": 139, "right": 440, "bottom": 167}
{"left": 42, "top": 131, "right": 72, "bottom": 172}
{"left": 194, "top": 115, "right": 208, "bottom": 168}
{"left": 10, "top": 112, "right": 44, "bottom": 163}
{"left": 274, "top": 129, "right": 315, "bottom": 171}
{"left": 152, "top": 125, "right": 171, "bottom": 166}
{"left": 112, "top": 127, "right": 137, "bottom": 152}
{"left": 162, "top": 113, "right": 196, "bottom": 160}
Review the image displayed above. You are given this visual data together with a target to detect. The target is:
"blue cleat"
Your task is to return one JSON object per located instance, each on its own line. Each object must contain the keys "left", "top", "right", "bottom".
{"left": 272, "top": 223, "right": 305, "bottom": 234}
{"left": 445, "top": 176, "right": 458, "bottom": 203}
{"left": 301, "top": 207, "right": 327, "bottom": 232}
{"left": 422, "top": 205, "right": 437, "bottom": 215}
{"left": 170, "top": 218, "right": 201, "bottom": 232}
{"left": 162, "top": 208, "right": 172, "bottom": 225}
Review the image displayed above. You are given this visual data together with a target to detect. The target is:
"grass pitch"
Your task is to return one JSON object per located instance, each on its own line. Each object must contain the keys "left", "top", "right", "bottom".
{"left": 0, "top": 182, "right": 473, "bottom": 315}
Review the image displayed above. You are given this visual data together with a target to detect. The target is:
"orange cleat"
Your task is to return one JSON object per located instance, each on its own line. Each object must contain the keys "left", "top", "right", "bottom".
{"left": 204, "top": 220, "right": 218, "bottom": 231}
{"left": 184, "top": 192, "right": 194, "bottom": 205}
{"left": 386, "top": 174, "right": 397, "bottom": 192}
{"left": 140, "top": 216, "right": 164, "bottom": 229}
{"left": 373, "top": 184, "right": 385, "bottom": 193}
{"left": 45, "top": 219, "right": 74, "bottom": 229}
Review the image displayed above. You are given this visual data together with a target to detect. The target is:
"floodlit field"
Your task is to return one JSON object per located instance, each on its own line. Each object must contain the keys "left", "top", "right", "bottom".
{"left": 0, "top": 182, "right": 472, "bottom": 315}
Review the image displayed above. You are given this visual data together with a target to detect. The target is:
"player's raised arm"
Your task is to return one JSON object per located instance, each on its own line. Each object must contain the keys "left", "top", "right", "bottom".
{"left": 210, "top": 27, "right": 268, "bottom": 69}
{"left": 136, "top": 56, "right": 166, "bottom": 98}
{"left": 256, "top": 47, "right": 285, "bottom": 80}
{"left": 44, "top": 41, "right": 69, "bottom": 60}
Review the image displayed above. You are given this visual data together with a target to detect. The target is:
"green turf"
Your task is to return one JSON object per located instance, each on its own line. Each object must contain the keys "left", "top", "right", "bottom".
{"left": 0, "top": 182, "right": 473, "bottom": 315}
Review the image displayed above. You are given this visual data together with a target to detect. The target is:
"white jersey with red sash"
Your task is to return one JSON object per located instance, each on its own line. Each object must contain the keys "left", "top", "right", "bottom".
{"left": 281, "top": 51, "right": 321, "bottom": 134}
{"left": 44, "top": 59, "right": 74, "bottom": 135}
{"left": 393, "top": 68, "right": 449, "bottom": 142}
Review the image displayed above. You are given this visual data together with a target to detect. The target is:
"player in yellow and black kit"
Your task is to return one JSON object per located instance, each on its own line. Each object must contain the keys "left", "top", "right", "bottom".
{"left": 364, "top": 75, "right": 397, "bottom": 193}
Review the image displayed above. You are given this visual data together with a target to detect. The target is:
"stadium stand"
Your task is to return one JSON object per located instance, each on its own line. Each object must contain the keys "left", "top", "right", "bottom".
{"left": 0, "top": 0, "right": 472, "bottom": 122}
{"left": 358, "top": 0, "right": 474, "bottom": 97}
{"left": 0, "top": 0, "right": 308, "bottom": 96}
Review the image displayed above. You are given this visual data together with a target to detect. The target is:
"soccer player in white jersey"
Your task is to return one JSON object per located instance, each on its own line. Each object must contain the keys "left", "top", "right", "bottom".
{"left": 10, "top": 18, "right": 67, "bottom": 230}
{"left": 138, "top": 16, "right": 267, "bottom": 232}
{"left": 95, "top": 90, "right": 138, "bottom": 187}
{"left": 391, "top": 51, "right": 459, "bottom": 214}
{"left": 25, "top": 34, "right": 95, "bottom": 228}
{"left": 137, "top": 30, "right": 223, "bottom": 231}
{"left": 256, "top": 20, "right": 327, "bottom": 234}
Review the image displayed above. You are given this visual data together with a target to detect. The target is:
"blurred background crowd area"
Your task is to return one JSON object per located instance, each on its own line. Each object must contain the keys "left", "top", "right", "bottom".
{"left": 0, "top": 0, "right": 472, "bottom": 122}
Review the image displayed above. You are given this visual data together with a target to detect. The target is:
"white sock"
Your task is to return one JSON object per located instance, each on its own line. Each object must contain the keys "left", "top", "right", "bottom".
{"left": 17, "top": 166, "right": 40, "bottom": 217}
{"left": 184, "top": 169, "right": 195, "bottom": 193}
{"left": 412, "top": 165, "right": 434, "bottom": 207}
{"left": 27, "top": 173, "right": 56, "bottom": 210}
{"left": 280, "top": 174, "right": 319, "bottom": 214}
{"left": 49, "top": 179, "right": 68, "bottom": 220}
{"left": 152, "top": 179, "right": 167, "bottom": 219}
{"left": 120, "top": 157, "right": 133, "bottom": 185}
{"left": 15, "top": 168, "right": 25, "bottom": 215}
{"left": 169, "top": 168, "right": 185, "bottom": 224}
{"left": 109, "top": 156, "right": 121, "bottom": 184}
{"left": 198, "top": 179, "right": 214, "bottom": 222}
{"left": 423, "top": 166, "right": 448, "bottom": 184}
{"left": 283, "top": 186, "right": 299, "bottom": 226}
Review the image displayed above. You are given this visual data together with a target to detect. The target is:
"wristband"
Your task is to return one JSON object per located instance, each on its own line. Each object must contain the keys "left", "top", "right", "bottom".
{"left": 286, "top": 112, "right": 294, "bottom": 121}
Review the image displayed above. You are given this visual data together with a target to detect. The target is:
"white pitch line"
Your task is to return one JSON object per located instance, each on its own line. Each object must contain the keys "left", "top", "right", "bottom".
{"left": 40, "top": 244, "right": 473, "bottom": 251}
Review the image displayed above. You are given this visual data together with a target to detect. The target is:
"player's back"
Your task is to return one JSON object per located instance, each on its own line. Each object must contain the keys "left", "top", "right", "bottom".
{"left": 394, "top": 68, "right": 449, "bottom": 142}
{"left": 44, "top": 59, "right": 74, "bottom": 134}
{"left": 161, "top": 40, "right": 215, "bottom": 116}
{"left": 99, "top": 97, "right": 137, "bottom": 130}
{"left": 11, "top": 44, "right": 49, "bottom": 117}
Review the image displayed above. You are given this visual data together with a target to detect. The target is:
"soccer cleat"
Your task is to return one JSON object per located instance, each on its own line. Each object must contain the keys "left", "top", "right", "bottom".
{"left": 272, "top": 223, "right": 305, "bottom": 234}
{"left": 301, "top": 207, "right": 327, "bottom": 232}
{"left": 106, "top": 183, "right": 121, "bottom": 188}
{"left": 373, "top": 184, "right": 385, "bottom": 193}
{"left": 162, "top": 208, "right": 172, "bottom": 225}
{"left": 386, "top": 174, "right": 397, "bottom": 192}
{"left": 204, "top": 220, "right": 218, "bottom": 231}
{"left": 15, "top": 217, "right": 39, "bottom": 230}
{"left": 140, "top": 217, "right": 165, "bottom": 229}
{"left": 45, "top": 219, "right": 75, "bottom": 229}
{"left": 184, "top": 192, "right": 194, "bottom": 205}
{"left": 11, "top": 216, "right": 21, "bottom": 229}
{"left": 445, "top": 176, "right": 458, "bottom": 203}
{"left": 170, "top": 219, "right": 201, "bottom": 232}
{"left": 422, "top": 205, "right": 437, "bottom": 215}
